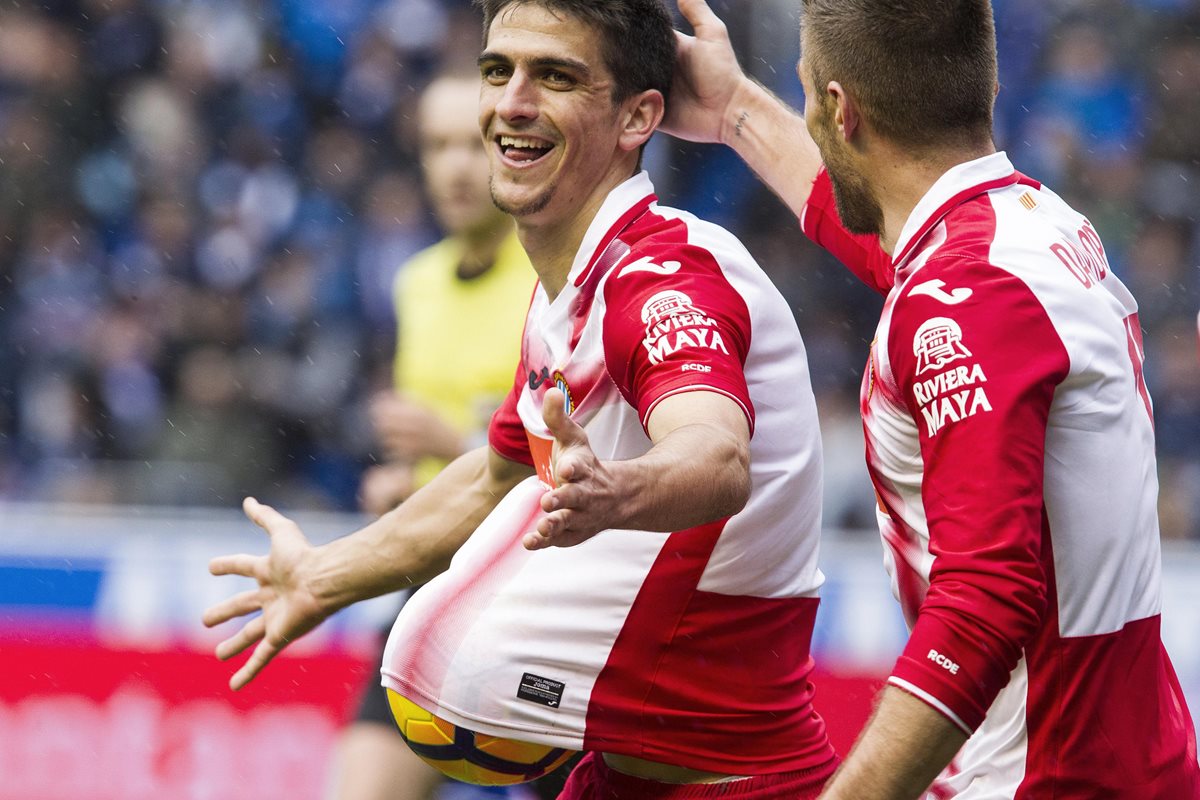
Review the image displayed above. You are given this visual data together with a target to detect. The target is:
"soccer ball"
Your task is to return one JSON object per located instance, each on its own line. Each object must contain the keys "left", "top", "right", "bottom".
{"left": 386, "top": 689, "right": 576, "bottom": 785}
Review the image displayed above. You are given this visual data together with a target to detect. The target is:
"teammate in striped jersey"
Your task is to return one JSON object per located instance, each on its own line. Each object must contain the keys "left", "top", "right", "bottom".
{"left": 664, "top": 0, "right": 1200, "bottom": 797}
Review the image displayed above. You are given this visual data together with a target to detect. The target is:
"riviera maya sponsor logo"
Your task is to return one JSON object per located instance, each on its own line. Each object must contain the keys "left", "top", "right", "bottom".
{"left": 640, "top": 290, "right": 730, "bottom": 366}
{"left": 913, "top": 317, "right": 972, "bottom": 376}
{"left": 911, "top": 317, "right": 993, "bottom": 437}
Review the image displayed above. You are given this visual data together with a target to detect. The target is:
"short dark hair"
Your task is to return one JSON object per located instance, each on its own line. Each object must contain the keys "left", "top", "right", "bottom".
{"left": 474, "top": 0, "right": 675, "bottom": 105}
{"left": 801, "top": 0, "right": 997, "bottom": 150}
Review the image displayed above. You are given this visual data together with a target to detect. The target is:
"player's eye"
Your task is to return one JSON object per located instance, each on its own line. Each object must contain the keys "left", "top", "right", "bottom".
{"left": 482, "top": 64, "right": 511, "bottom": 83}
{"left": 543, "top": 70, "right": 574, "bottom": 88}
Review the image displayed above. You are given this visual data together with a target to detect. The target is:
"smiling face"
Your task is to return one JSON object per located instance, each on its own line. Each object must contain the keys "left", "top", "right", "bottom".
{"left": 477, "top": 4, "right": 647, "bottom": 226}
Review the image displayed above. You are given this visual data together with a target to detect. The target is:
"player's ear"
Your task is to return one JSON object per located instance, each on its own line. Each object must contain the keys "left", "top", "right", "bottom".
{"left": 618, "top": 89, "right": 665, "bottom": 153}
{"left": 827, "top": 80, "right": 859, "bottom": 142}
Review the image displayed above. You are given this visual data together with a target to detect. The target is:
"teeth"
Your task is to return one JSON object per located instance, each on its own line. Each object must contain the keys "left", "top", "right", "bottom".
{"left": 500, "top": 135, "right": 550, "bottom": 149}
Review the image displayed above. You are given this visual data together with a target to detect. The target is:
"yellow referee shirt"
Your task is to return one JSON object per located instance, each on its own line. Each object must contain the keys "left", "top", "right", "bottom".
{"left": 393, "top": 230, "right": 533, "bottom": 486}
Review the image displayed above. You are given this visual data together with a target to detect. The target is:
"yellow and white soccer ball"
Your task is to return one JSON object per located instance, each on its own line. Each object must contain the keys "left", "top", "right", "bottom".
{"left": 386, "top": 689, "right": 576, "bottom": 786}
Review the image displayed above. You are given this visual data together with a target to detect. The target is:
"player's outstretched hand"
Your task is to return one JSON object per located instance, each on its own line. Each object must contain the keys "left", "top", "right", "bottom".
{"left": 203, "top": 498, "right": 327, "bottom": 690}
{"left": 663, "top": 0, "right": 751, "bottom": 144}
{"left": 526, "top": 389, "right": 622, "bottom": 550}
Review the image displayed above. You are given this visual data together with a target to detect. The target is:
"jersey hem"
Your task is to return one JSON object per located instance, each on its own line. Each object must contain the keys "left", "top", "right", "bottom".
{"left": 380, "top": 674, "right": 587, "bottom": 752}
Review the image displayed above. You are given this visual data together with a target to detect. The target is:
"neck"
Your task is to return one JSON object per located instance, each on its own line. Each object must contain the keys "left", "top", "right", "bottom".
{"left": 457, "top": 218, "right": 514, "bottom": 279}
{"left": 518, "top": 161, "right": 638, "bottom": 302}
{"left": 874, "top": 141, "right": 997, "bottom": 255}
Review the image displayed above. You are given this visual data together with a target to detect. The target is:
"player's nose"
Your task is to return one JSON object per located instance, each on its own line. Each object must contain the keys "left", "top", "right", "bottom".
{"left": 495, "top": 70, "right": 539, "bottom": 123}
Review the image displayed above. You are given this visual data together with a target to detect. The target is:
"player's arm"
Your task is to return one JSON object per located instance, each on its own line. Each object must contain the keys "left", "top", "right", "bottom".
{"left": 203, "top": 445, "right": 533, "bottom": 689}
{"left": 666, "top": 0, "right": 822, "bottom": 218}
{"left": 822, "top": 264, "right": 1070, "bottom": 797}
{"left": 526, "top": 388, "right": 750, "bottom": 548}
{"left": 670, "top": 0, "right": 893, "bottom": 291}
{"left": 818, "top": 686, "right": 967, "bottom": 799}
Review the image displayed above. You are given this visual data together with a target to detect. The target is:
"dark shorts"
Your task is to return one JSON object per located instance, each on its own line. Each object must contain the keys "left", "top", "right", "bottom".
{"left": 556, "top": 753, "right": 837, "bottom": 800}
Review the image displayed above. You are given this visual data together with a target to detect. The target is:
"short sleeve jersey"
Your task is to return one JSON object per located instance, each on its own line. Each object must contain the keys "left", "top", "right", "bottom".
{"left": 802, "top": 154, "right": 1199, "bottom": 799}
{"left": 383, "top": 172, "right": 834, "bottom": 777}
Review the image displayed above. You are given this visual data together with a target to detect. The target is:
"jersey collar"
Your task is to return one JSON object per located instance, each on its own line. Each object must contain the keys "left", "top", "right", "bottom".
{"left": 891, "top": 151, "right": 1020, "bottom": 269}
{"left": 570, "top": 171, "right": 657, "bottom": 289}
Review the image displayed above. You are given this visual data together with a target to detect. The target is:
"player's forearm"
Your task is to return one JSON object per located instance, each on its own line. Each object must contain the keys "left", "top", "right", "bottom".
{"left": 721, "top": 78, "right": 823, "bottom": 219}
{"left": 819, "top": 686, "right": 968, "bottom": 800}
{"left": 610, "top": 420, "right": 751, "bottom": 533}
{"left": 306, "top": 447, "right": 530, "bottom": 613}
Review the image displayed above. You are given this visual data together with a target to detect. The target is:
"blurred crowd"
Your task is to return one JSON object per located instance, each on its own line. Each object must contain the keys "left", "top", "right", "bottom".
{"left": 0, "top": 0, "right": 1197, "bottom": 538}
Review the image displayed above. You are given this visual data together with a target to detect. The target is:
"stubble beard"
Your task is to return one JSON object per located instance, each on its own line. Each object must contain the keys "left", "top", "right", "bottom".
{"left": 489, "top": 174, "right": 556, "bottom": 218}
{"left": 826, "top": 163, "right": 884, "bottom": 237}
{"left": 810, "top": 106, "right": 885, "bottom": 237}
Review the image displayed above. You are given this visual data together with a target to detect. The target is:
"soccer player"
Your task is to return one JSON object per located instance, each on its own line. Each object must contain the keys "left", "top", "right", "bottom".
{"left": 205, "top": 1, "right": 838, "bottom": 797}
{"left": 663, "top": 0, "right": 1200, "bottom": 797}
{"left": 332, "top": 75, "right": 536, "bottom": 800}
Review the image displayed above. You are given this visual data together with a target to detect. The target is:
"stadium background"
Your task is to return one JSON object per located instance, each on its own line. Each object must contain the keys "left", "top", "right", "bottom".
{"left": 1, "top": 0, "right": 1198, "bottom": 796}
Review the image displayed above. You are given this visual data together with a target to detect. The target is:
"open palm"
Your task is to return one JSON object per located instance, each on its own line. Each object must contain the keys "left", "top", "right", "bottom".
{"left": 202, "top": 498, "right": 327, "bottom": 690}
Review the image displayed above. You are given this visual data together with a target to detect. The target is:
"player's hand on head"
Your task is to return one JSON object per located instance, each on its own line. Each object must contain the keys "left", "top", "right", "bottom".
{"left": 202, "top": 497, "right": 327, "bottom": 690}
{"left": 526, "top": 389, "right": 621, "bottom": 550}
{"left": 663, "top": 0, "right": 749, "bottom": 144}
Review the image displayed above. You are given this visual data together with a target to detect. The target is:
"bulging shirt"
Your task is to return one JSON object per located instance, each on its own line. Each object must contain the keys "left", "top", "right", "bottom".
{"left": 382, "top": 172, "right": 834, "bottom": 775}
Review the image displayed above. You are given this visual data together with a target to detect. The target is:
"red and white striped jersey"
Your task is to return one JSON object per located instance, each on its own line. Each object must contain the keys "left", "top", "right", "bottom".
{"left": 382, "top": 172, "right": 836, "bottom": 776}
{"left": 802, "top": 152, "right": 1200, "bottom": 798}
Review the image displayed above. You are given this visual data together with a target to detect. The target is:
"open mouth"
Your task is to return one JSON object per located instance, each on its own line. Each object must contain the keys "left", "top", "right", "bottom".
{"left": 497, "top": 135, "right": 554, "bottom": 166}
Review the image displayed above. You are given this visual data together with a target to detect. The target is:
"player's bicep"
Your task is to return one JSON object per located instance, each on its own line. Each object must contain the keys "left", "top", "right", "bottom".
{"left": 644, "top": 389, "right": 750, "bottom": 446}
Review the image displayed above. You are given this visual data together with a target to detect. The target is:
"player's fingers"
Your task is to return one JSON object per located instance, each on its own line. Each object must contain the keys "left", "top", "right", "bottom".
{"left": 243, "top": 497, "right": 302, "bottom": 540}
{"left": 556, "top": 450, "right": 595, "bottom": 485}
{"left": 536, "top": 508, "right": 573, "bottom": 539}
{"left": 523, "top": 529, "right": 550, "bottom": 550}
{"left": 541, "top": 482, "right": 584, "bottom": 514}
{"left": 215, "top": 615, "right": 266, "bottom": 661}
{"left": 202, "top": 588, "right": 263, "bottom": 628}
{"left": 229, "top": 638, "right": 281, "bottom": 691}
{"left": 677, "top": 0, "right": 727, "bottom": 39}
{"left": 208, "top": 553, "right": 260, "bottom": 578}
{"left": 542, "top": 389, "right": 588, "bottom": 448}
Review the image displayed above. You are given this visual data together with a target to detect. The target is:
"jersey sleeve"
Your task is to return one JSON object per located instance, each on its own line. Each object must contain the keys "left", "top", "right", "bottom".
{"left": 885, "top": 257, "right": 1070, "bottom": 733}
{"left": 487, "top": 361, "right": 533, "bottom": 466}
{"left": 600, "top": 245, "right": 754, "bottom": 434}
{"left": 800, "top": 167, "right": 895, "bottom": 295}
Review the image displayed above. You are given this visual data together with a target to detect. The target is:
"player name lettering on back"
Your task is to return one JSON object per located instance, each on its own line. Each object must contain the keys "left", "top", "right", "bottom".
{"left": 927, "top": 649, "right": 960, "bottom": 675}
{"left": 1049, "top": 220, "right": 1109, "bottom": 289}
{"left": 913, "top": 363, "right": 993, "bottom": 437}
